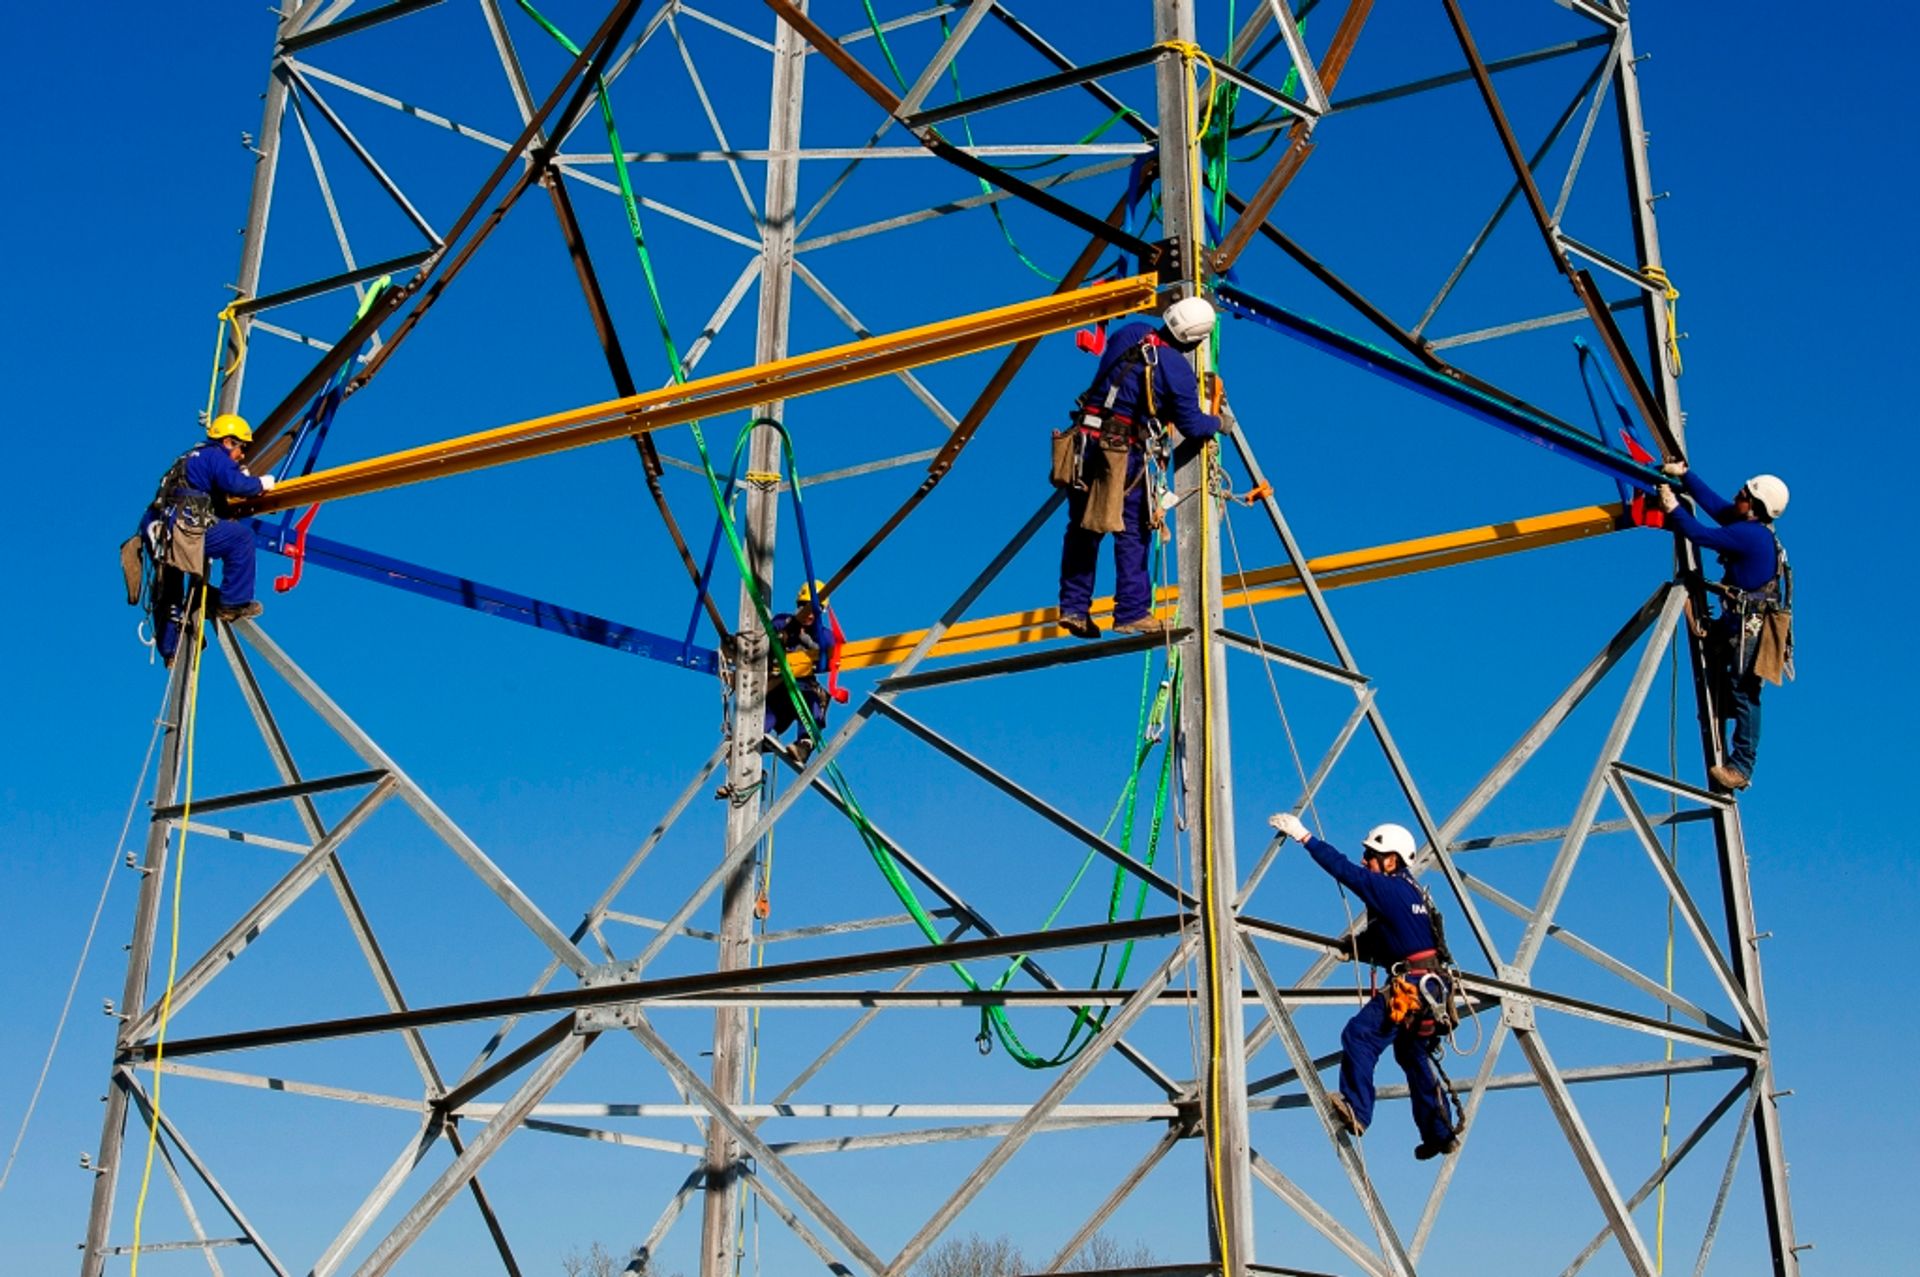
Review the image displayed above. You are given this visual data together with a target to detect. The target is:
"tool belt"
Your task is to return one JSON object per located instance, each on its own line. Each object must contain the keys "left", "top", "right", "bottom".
{"left": 1705, "top": 532, "right": 1793, "bottom": 685}
{"left": 1384, "top": 950, "right": 1454, "bottom": 1038}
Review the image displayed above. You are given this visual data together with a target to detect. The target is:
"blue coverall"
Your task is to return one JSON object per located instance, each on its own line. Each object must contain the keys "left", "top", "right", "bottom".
{"left": 1058, "top": 322, "right": 1222, "bottom": 625}
{"left": 1303, "top": 835, "right": 1457, "bottom": 1148}
{"left": 140, "top": 442, "right": 266, "bottom": 660}
{"left": 763, "top": 610, "right": 829, "bottom": 742}
{"left": 1664, "top": 471, "right": 1781, "bottom": 778}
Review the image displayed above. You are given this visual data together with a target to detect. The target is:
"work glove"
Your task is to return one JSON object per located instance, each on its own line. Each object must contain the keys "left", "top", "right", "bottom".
{"left": 1330, "top": 933, "right": 1357, "bottom": 961}
{"left": 1656, "top": 484, "right": 1679, "bottom": 513}
{"left": 258, "top": 473, "right": 278, "bottom": 492}
{"left": 1660, "top": 460, "right": 1689, "bottom": 478}
{"left": 1267, "top": 811, "right": 1309, "bottom": 843}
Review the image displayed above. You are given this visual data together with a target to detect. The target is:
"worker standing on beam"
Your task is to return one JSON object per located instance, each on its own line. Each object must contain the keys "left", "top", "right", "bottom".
{"left": 1655, "top": 464, "right": 1793, "bottom": 792}
{"left": 1269, "top": 812, "right": 1464, "bottom": 1160}
{"left": 128, "top": 415, "right": 277, "bottom": 663}
{"left": 1053, "top": 297, "right": 1223, "bottom": 640}
{"left": 763, "top": 580, "right": 842, "bottom": 766}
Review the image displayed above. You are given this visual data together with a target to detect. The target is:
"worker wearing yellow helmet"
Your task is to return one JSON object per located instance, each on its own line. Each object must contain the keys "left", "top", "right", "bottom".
{"left": 131, "top": 414, "right": 280, "bottom": 663}
{"left": 762, "top": 580, "right": 839, "bottom": 765}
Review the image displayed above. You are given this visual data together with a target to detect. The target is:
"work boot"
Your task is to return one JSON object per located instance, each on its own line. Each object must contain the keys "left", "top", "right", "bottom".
{"left": 1708, "top": 763, "right": 1751, "bottom": 792}
{"left": 1414, "top": 1133, "right": 1461, "bottom": 1161}
{"left": 1326, "top": 1092, "right": 1365, "bottom": 1138}
{"left": 790, "top": 738, "right": 814, "bottom": 767}
{"left": 216, "top": 600, "right": 264, "bottom": 623}
{"left": 1113, "top": 615, "right": 1172, "bottom": 638}
{"left": 1058, "top": 613, "right": 1101, "bottom": 641}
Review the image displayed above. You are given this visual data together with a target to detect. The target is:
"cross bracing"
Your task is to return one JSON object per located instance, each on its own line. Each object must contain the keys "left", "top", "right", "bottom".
{"left": 83, "top": 4, "right": 1799, "bottom": 1276}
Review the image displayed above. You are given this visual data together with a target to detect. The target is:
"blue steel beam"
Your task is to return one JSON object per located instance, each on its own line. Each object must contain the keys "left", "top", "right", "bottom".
{"left": 1213, "top": 281, "right": 1670, "bottom": 493}
{"left": 251, "top": 522, "right": 717, "bottom": 674}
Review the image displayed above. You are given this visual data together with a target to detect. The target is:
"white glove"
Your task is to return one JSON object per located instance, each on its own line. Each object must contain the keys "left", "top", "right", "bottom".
{"left": 1656, "top": 484, "right": 1679, "bottom": 513}
{"left": 1267, "top": 811, "right": 1309, "bottom": 842}
{"left": 1660, "top": 460, "right": 1689, "bottom": 478}
{"left": 258, "top": 473, "right": 278, "bottom": 492}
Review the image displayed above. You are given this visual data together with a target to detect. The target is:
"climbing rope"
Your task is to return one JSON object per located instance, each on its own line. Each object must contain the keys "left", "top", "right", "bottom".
{"left": 128, "top": 581, "right": 213, "bottom": 1273}
{"left": 697, "top": 415, "right": 1177, "bottom": 1066}
{"left": 0, "top": 680, "right": 171, "bottom": 1195}
{"left": 1219, "top": 500, "right": 1365, "bottom": 1006}
{"left": 1642, "top": 264, "right": 1683, "bottom": 377}
{"left": 857, "top": 2, "right": 1130, "bottom": 283}
{"left": 201, "top": 303, "right": 244, "bottom": 425}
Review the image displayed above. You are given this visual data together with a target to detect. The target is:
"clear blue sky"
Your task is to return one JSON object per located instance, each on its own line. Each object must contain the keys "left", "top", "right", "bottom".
{"left": 1, "top": 2, "right": 1911, "bottom": 1273}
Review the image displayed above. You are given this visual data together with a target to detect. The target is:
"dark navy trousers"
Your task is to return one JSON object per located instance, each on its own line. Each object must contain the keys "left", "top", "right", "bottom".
{"left": 1339, "top": 993, "right": 1455, "bottom": 1146}
{"left": 142, "top": 516, "right": 258, "bottom": 661}
{"left": 1058, "top": 451, "right": 1153, "bottom": 625}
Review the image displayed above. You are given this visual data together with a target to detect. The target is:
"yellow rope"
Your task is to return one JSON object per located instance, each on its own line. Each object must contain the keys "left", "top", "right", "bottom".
{"left": 128, "top": 581, "right": 211, "bottom": 1273}
{"left": 201, "top": 304, "right": 244, "bottom": 424}
{"left": 1197, "top": 445, "right": 1235, "bottom": 1272}
{"left": 1156, "top": 36, "right": 1236, "bottom": 1265}
{"left": 1643, "top": 265, "right": 1682, "bottom": 377}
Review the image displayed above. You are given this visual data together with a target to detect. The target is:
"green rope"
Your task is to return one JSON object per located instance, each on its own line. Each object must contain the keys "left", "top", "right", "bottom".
{"left": 858, "top": 2, "right": 1142, "bottom": 284}
{"left": 517, "top": 0, "right": 1182, "bottom": 1067}
{"left": 516, "top": 0, "right": 686, "bottom": 385}
{"left": 697, "top": 415, "right": 1179, "bottom": 1067}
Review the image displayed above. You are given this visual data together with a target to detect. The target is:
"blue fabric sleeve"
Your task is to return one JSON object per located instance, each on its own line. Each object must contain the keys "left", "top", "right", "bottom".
{"left": 1666, "top": 506, "right": 1775, "bottom": 574}
{"left": 1681, "top": 470, "right": 1738, "bottom": 525}
{"left": 1152, "top": 351, "right": 1221, "bottom": 441}
{"left": 200, "top": 447, "right": 266, "bottom": 498}
{"left": 1305, "top": 836, "right": 1377, "bottom": 905}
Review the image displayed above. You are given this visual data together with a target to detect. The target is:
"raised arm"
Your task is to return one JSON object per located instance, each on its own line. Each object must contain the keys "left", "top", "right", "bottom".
{"left": 1680, "top": 470, "right": 1739, "bottom": 525}
{"left": 1153, "top": 352, "right": 1222, "bottom": 442}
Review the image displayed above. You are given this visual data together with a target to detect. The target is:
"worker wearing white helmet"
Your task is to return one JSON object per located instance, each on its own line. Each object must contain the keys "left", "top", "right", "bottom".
{"left": 1268, "top": 812, "right": 1463, "bottom": 1161}
{"left": 1053, "top": 296, "right": 1224, "bottom": 641}
{"left": 1655, "top": 462, "right": 1793, "bottom": 791}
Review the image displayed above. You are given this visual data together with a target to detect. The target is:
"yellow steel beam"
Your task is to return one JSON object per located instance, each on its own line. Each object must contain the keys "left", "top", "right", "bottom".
{"left": 842, "top": 503, "right": 1630, "bottom": 670}
{"left": 241, "top": 273, "right": 1162, "bottom": 516}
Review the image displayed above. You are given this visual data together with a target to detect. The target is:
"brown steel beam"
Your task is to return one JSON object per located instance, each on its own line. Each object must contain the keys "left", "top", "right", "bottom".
{"left": 243, "top": 0, "right": 650, "bottom": 463}
{"left": 1212, "top": 0, "right": 1375, "bottom": 272}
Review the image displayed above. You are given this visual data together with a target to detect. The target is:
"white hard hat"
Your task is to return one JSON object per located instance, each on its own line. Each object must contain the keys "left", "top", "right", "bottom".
{"left": 1163, "top": 296, "right": 1216, "bottom": 346}
{"left": 1743, "top": 474, "right": 1789, "bottom": 520}
{"left": 1361, "top": 823, "right": 1417, "bottom": 863}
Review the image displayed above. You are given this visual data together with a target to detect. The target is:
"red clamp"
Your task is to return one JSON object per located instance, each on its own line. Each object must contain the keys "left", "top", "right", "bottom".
{"left": 1619, "top": 433, "right": 1667, "bottom": 529}
{"left": 1074, "top": 322, "right": 1108, "bottom": 355}
{"left": 825, "top": 608, "right": 850, "bottom": 705}
{"left": 273, "top": 503, "right": 324, "bottom": 593}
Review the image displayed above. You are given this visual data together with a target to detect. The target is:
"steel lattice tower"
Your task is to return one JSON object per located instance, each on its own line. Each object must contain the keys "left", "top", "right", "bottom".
{"left": 82, "top": 3, "right": 1801, "bottom": 1275}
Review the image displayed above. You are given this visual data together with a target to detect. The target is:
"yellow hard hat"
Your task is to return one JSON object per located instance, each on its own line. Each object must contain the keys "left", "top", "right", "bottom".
{"left": 796, "top": 579, "right": 829, "bottom": 609}
{"left": 207, "top": 413, "right": 254, "bottom": 444}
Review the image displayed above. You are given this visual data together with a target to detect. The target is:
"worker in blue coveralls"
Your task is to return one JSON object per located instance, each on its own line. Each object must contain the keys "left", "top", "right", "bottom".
{"left": 1054, "top": 296, "right": 1223, "bottom": 640}
{"left": 1654, "top": 464, "right": 1792, "bottom": 792}
{"left": 138, "top": 414, "right": 277, "bottom": 663}
{"left": 1269, "top": 811, "right": 1462, "bottom": 1160}
{"left": 763, "top": 580, "right": 834, "bottom": 766}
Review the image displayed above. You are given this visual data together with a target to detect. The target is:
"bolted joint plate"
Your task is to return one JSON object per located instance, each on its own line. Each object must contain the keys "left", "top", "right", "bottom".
{"left": 575, "top": 961, "right": 647, "bottom": 1034}
{"left": 1498, "top": 964, "right": 1535, "bottom": 1031}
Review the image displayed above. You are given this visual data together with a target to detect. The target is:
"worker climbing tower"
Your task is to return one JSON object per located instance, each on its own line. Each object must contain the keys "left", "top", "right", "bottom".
{"left": 77, "top": 3, "right": 1801, "bottom": 1275}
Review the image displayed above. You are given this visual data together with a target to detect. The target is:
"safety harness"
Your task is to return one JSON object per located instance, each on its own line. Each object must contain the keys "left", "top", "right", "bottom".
{"left": 1055, "top": 333, "right": 1174, "bottom": 532}
{"left": 128, "top": 448, "right": 222, "bottom": 654}
{"left": 1707, "top": 531, "right": 1794, "bottom": 683}
{"left": 1361, "top": 880, "right": 1469, "bottom": 1135}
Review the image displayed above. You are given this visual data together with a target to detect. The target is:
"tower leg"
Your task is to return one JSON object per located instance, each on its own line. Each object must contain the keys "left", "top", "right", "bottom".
{"left": 80, "top": 664, "right": 188, "bottom": 1276}
{"left": 698, "top": 8, "right": 806, "bottom": 1277}
{"left": 1153, "top": 3, "right": 1255, "bottom": 1272}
